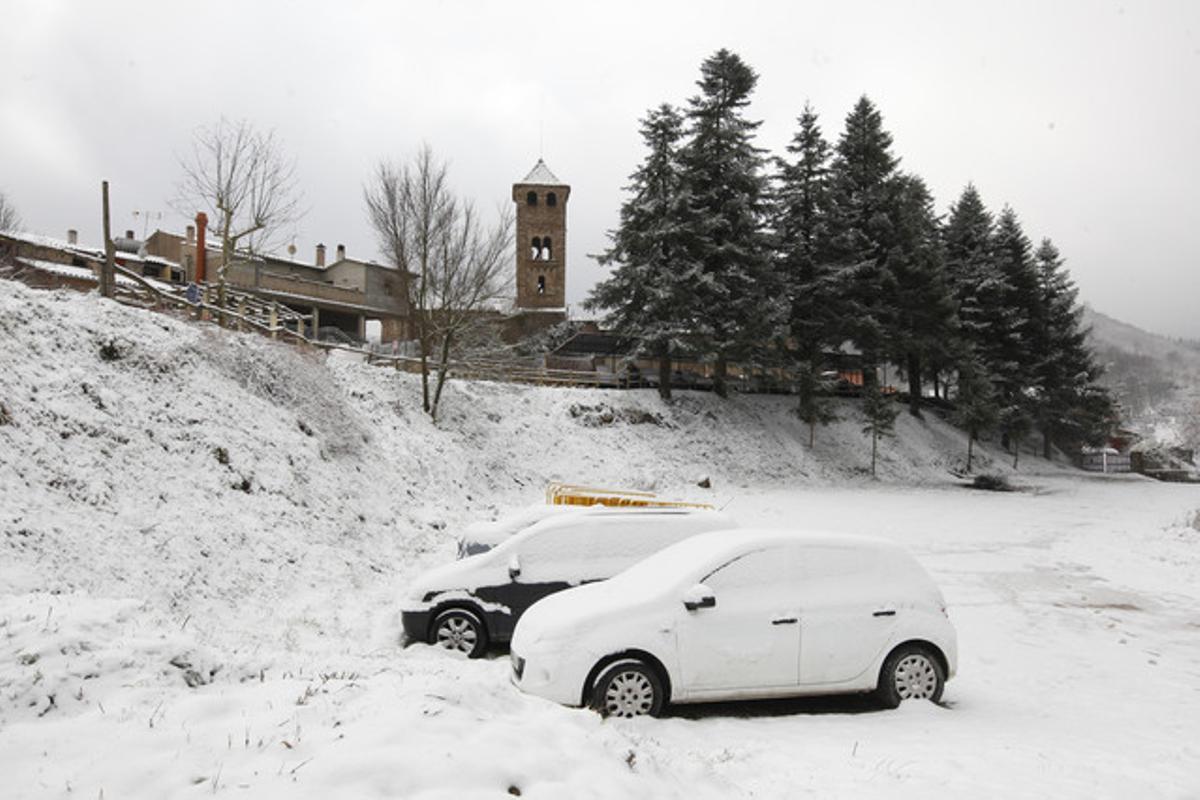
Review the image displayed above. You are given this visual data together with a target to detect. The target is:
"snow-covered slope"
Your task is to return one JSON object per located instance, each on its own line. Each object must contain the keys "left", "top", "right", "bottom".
{"left": 0, "top": 279, "right": 1021, "bottom": 655}
{"left": 1085, "top": 306, "right": 1200, "bottom": 447}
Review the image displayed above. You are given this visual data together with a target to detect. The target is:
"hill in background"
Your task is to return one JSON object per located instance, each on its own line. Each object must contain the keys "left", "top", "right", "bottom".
{"left": 1085, "top": 306, "right": 1200, "bottom": 450}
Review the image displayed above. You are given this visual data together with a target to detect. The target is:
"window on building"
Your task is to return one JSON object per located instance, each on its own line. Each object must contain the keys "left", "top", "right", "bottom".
{"left": 537, "top": 275, "right": 546, "bottom": 294}
{"left": 531, "top": 236, "right": 542, "bottom": 260}
{"left": 526, "top": 191, "right": 538, "bottom": 206}
{"left": 542, "top": 236, "right": 553, "bottom": 260}
{"left": 547, "top": 192, "right": 557, "bottom": 207}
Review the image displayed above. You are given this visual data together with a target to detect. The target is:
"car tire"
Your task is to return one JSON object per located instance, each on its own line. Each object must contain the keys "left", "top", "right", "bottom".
{"left": 430, "top": 608, "right": 488, "bottom": 658}
{"left": 590, "top": 659, "right": 665, "bottom": 718}
{"left": 875, "top": 643, "right": 945, "bottom": 709}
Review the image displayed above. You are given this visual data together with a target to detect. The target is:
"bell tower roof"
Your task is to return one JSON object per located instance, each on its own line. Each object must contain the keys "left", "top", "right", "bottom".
{"left": 519, "top": 158, "right": 563, "bottom": 186}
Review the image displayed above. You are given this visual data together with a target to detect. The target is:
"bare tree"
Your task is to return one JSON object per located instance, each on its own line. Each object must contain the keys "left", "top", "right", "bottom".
{"left": 365, "top": 145, "right": 513, "bottom": 420}
{"left": 0, "top": 190, "right": 21, "bottom": 232}
{"left": 175, "top": 119, "right": 302, "bottom": 311}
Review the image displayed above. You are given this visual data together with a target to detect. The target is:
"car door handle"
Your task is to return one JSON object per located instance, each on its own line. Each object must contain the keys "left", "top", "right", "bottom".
{"left": 771, "top": 617, "right": 798, "bottom": 625}
{"left": 873, "top": 609, "right": 896, "bottom": 617}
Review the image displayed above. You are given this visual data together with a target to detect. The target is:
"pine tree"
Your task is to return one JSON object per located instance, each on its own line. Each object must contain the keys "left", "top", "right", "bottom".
{"left": 862, "top": 382, "right": 900, "bottom": 477}
{"left": 1030, "top": 238, "right": 1114, "bottom": 454}
{"left": 825, "top": 96, "right": 901, "bottom": 386}
{"left": 775, "top": 102, "right": 838, "bottom": 439}
{"left": 942, "top": 185, "right": 1008, "bottom": 392}
{"left": 586, "top": 104, "right": 696, "bottom": 400}
{"left": 991, "top": 207, "right": 1042, "bottom": 446}
{"left": 951, "top": 354, "right": 999, "bottom": 472}
{"left": 679, "top": 49, "right": 782, "bottom": 397}
{"left": 884, "top": 173, "right": 958, "bottom": 417}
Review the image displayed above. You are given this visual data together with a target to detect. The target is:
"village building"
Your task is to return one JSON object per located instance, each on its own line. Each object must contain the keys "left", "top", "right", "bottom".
{"left": 504, "top": 159, "right": 570, "bottom": 340}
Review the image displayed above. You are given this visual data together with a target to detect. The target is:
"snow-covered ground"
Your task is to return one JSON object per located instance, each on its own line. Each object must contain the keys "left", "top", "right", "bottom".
{"left": 3, "top": 281, "right": 1199, "bottom": 798}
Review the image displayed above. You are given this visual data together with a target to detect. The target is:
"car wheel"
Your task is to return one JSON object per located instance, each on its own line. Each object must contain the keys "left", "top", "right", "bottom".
{"left": 875, "top": 644, "right": 945, "bottom": 708}
{"left": 430, "top": 608, "right": 487, "bottom": 658}
{"left": 590, "top": 660, "right": 665, "bottom": 718}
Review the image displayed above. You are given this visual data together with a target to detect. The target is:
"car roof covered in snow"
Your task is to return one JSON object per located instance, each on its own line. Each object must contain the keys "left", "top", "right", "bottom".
{"left": 612, "top": 527, "right": 907, "bottom": 589}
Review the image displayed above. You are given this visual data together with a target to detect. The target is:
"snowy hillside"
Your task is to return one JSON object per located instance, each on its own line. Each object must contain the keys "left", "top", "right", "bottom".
{"left": 0, "top": 279, "right": 1026, "bottom": 653}
{"left": 1085, "top": 306, "right": 1200, "bottom": 448}
{"left": 3, "top": 280, "right": 1200, "bottom": 799}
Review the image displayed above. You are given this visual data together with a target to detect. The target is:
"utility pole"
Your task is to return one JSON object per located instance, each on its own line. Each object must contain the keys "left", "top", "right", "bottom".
{"left": 100, "top": 181, "right": 116, "bottom": 299}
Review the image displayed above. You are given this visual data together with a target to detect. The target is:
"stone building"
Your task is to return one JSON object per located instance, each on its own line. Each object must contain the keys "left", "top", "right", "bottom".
{"left": 143, "top": 224, "right": 411, "bottom": 342}
{"left": 504, "top": 159, "right": 570, "bottom": 340}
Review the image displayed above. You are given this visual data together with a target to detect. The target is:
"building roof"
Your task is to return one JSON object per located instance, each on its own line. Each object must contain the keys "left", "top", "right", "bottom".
{"left": 519, "top": 159, "right": 563, "bottom": 186}
{"left": 552, "top": 332, "right": 638, "bottom": 358}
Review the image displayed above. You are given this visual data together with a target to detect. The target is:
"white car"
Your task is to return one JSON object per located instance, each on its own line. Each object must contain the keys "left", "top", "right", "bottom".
{"left": 400, "top": 507, "right": 737, "bottom": 657}
{"left": 510, "top": 529, "right": 957, "bottom": 716}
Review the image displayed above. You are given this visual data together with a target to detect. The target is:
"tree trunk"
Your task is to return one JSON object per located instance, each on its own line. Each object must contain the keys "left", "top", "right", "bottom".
{"left": 966, "top": 433, "right": 974, "bottom": 473}
{"left": 1012, "top": 440, "right": 1020, "bottom": 469}
{"left": 419, "top": 341, "right": 430, "bottom": 413}
{"left": 429, "top": 331, "right": 454, "bottom": 421}
{"left": 906, "top": 352, "right": 922, "bottom": 417}
{"left": 218, "top": 212, "right": 233, "bottom": 327}
{"left": 713, "top": 355, "right": 728, "bottom": 398}
{"left": 1042, "top": 427, "right": 1052, "bottom": 460}
{"left": 871, "top": 430, "right": 878, "bottom": 477}
{"left": 809, "top": 420, "right": 815, "bottom": 448}
{"left": 933, "top": 371, "right": 941, "bottom": 401}
{"left": 658, "top": 348, "right": 672, "bottom": 401}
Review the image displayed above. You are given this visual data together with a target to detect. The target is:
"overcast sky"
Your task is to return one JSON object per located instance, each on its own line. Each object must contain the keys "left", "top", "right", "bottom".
{"left": 3, "top": 0, "right": 1198, "bottom": 338}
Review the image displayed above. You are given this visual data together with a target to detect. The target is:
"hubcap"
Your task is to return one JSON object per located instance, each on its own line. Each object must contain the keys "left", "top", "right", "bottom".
{"left": 893, "top": 653, "right": 938, "bottom": 700}
{"left": 603, "top": 670, "right": 655, "bottom": 717}
{"left": 435, "top": 616, "right": 477, "bottom": 653}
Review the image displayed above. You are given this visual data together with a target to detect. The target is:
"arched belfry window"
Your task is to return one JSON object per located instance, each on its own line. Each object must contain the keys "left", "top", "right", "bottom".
{"left": 526, "top": 191, "right": 538, "bottom": 206}
{"left": 542, "top": 236, "right": 553, "bottom": 261}
{"left": 537, "top": 275, "right": 546, "bottom": 294}
{"left": 547, "top": 192, "right": 557, "bottom": 207}
{"left": 531, "top": 236, "right": 542, "bottom": 259}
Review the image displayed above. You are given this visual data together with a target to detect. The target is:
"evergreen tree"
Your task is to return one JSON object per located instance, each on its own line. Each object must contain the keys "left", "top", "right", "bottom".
{"left": 942, "top": 185, "right": 1008, "bottom": 391}
{"left": 951, "top": 354, "right": 1000, "bottom": 472}
{"left": 586, "top": 104, "right": 696, "bottom": 400}
{"left": 795, "top": 364, "right": 838, "bottom": 447}
{"left": 884, "top": 173, "right": 958, "bottom": 416}
{"left": 1030, "top": 238, "right": 1115, "bottom": 454}
{"left": 825, "top": 96, "right": 901, "bottom": 386}
{"left": 862, "top": 381, "right": 899, "bottom": 477}
{"left": 775, "top": 102, "right": 838, "bottom": 439}
{"left": 990, "top": 207, "right": 1042, "bottom": 445}
{"left": 678, "top": 49, "right": 781, "bottom": 397}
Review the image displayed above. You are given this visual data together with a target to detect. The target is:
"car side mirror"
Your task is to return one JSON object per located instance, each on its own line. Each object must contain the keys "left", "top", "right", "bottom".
{"left": 508, "top": 554, "right": 521, "bottom": 580}
{"left": 683, "top": 583, "right": 716, "bottom": 611}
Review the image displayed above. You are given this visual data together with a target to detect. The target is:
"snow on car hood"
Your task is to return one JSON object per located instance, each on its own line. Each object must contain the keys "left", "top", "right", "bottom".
{"left": 513, "top": 578, "right": 657, "bottom": 648}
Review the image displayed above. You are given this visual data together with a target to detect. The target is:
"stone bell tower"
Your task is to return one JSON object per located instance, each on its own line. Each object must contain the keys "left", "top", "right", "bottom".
{"left": 512, "top": 159, "right": 569, "bottom": 310}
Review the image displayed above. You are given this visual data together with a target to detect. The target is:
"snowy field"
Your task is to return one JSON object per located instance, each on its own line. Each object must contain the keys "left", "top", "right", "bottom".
{"left": 2, "top": 282, "right": 1200, "bottom": 798}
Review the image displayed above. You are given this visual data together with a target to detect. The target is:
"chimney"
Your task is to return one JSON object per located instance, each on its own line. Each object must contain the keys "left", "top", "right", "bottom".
{"left": 336, "top": 244, "right": 345, "bottom": 262}
{"left": 67, "top": 229, "right": 78, "bottom": 245}
{"left": 186, "top": 224, "right": 195, "bottom": 244}
{"left": 124, "top": 229, "right": 134, "bottom": 240}
{"left": 316, "top": 243, "right": 326, "bottom": 267}
{"left": 195, "top": 212, "right": 208, "bottom": 283}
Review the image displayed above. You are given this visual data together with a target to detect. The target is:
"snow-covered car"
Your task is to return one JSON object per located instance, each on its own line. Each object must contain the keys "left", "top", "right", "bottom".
{"left": 456, "top": 504, "right": 586, "bottom": 558}
{"left": 400, "top": 507, "right": 738, "bottom": 657}
{"left": 510, "top": 529, "right": 957, "bottom": 717}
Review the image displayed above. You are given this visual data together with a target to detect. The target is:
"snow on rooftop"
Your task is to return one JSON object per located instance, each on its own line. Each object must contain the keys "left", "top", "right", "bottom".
{"left": 14, "top": 256, "right": 146, "bottom": 288}
{"left": 1, "top": 229, "right": 102, "bottom": 256}
{"left": 520, "top": 158, "right": 564, "bottom": 185}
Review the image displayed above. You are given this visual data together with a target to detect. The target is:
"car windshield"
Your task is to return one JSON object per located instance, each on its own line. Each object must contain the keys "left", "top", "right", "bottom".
{"left": 607, "top": 531, "right": 743, "bottom": 595}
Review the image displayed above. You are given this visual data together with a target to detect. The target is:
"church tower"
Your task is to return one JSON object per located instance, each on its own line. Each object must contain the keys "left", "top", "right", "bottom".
{"left": 512, "top": 159, "right": 569, "bottom": 310}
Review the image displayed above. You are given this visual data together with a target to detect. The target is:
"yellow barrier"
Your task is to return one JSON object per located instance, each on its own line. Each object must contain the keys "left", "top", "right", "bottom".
{"left": 545, "top": 481, "right": 714, "bottom": 510}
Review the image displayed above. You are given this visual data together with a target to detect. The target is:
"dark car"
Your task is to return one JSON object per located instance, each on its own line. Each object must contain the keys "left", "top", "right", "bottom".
{"left": 399, "top": 507, "right": 737, "bottom": 657}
